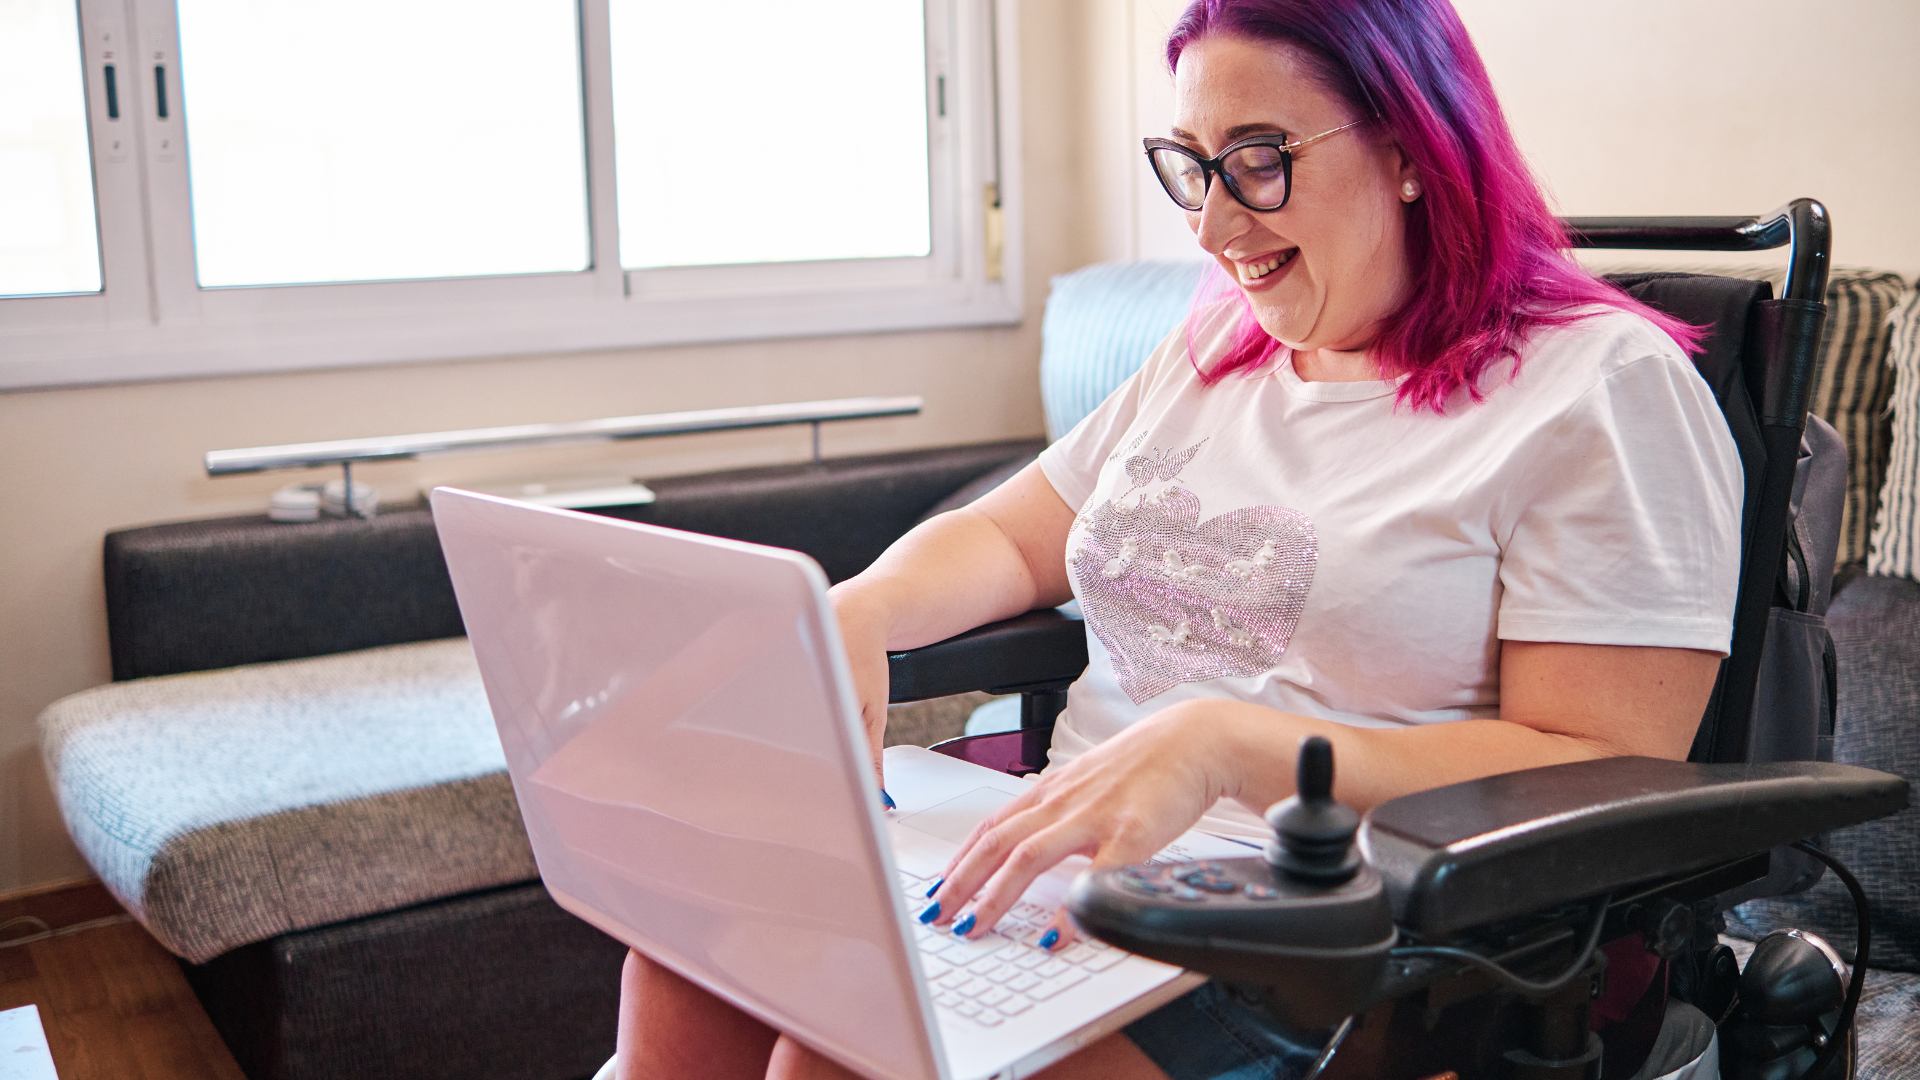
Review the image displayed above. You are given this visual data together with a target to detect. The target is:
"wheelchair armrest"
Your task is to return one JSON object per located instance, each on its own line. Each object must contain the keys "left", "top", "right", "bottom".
{"left": 1359, "top": 758, "right": 1909, "bottom": 940}
{"left": 886, "top": 608, "right": 1087, "bottom": 703}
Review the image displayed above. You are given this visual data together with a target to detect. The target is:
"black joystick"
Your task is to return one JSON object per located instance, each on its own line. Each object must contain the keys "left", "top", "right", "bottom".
{"left": 1264, "top": 736, "right": 1362, "bottom": 884}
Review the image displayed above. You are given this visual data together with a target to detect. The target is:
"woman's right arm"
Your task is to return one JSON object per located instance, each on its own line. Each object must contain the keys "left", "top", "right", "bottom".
{"left": 829, "top": 461, "right": 1079, "bottom": 772}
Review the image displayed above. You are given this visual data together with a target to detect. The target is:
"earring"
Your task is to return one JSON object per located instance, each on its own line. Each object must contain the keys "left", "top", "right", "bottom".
{"left": 1402, "top": 180, "right": 1420, "bottom": 201}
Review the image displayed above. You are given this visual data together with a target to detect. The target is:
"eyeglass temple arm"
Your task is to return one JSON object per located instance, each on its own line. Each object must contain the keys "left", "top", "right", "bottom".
{"left": 1560, "top": 198, "right": 1830, "bottom": 304}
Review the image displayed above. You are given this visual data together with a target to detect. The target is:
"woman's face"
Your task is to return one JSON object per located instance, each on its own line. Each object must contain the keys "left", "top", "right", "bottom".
{"left": 1170, "top": 34, "right": 1416, "bottom": 356}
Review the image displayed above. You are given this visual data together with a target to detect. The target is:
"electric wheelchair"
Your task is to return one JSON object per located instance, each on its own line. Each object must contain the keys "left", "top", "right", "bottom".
{"left": 886, "top": 199, "right": 1912, "bottom": 1080}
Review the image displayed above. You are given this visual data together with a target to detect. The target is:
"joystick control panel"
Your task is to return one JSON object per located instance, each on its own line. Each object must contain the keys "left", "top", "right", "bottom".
{"left": 1066, "top": 737, "right": 1396, "bottom": 1029}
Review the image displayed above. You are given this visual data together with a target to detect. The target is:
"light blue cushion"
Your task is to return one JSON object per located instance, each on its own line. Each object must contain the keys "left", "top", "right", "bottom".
{"left": 1040, "top": 260, "right": 1209, "bottom": 439}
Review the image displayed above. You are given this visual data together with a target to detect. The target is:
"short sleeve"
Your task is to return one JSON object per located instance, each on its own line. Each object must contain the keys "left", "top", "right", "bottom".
{"left": 1036, "top": 326, "right": 1183, "bottom": 512}
{"left": 1496, "top": 354, "right": 1745, "bottom": 654}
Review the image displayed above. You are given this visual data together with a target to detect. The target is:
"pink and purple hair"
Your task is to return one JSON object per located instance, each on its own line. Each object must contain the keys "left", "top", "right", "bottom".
{"left": 1166, "top": 0, "right": 1702, "bottom": 411}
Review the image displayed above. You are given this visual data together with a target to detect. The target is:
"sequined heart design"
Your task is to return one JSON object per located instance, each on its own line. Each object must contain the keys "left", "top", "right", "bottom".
{"left": 1071, "top": 485, "right": 1316, "bottom": 703}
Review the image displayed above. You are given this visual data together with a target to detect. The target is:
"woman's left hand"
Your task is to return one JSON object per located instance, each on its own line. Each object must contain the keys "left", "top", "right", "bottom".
{"left": 920, "top": 700, "right": 1233, "bottom": 949}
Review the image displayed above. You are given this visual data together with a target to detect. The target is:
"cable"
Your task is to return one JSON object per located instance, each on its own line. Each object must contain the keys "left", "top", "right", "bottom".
{"left": 1302, "top": 1013, "right": 1356, "bottom": 1080}
{"left": 1389, "top": 894, "right": 1611, "bottom": 997}
{"left": 1789, "top": 841, "right": 1869, "bottom": 1080}
{"left": 0, "top": 914, "right": 135, "bottom": 951}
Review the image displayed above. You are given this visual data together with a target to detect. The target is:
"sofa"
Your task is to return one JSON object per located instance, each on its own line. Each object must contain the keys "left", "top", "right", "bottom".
{"left": 41, "top": 441, "right": 1040, "bottom": 1080}
{"left": 40, "top": 257, "right": 1920, "bottom": 1080}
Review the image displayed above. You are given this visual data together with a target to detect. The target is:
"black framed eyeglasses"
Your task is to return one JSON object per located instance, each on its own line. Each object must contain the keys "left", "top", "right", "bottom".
{"left": 1142, "top": 119, "right": 1368, "bottom": 213}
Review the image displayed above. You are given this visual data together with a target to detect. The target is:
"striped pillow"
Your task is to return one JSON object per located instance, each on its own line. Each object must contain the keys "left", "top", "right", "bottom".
{"left": 1812, "top": 273, "right": 1911, "bottom": 569}
{"left": 1868, "top": 288, "right": 1920, "bottom": 579}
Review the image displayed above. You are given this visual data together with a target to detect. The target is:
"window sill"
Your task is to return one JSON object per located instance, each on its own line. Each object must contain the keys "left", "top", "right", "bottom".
{"left": 0, "top": 277, "right": 1023, "bottom": 391}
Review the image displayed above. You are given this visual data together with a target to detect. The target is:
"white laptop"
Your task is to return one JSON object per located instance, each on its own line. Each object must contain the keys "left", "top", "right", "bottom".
{"left": 431, "top": 487, "right": 1254, "bottom": 1080}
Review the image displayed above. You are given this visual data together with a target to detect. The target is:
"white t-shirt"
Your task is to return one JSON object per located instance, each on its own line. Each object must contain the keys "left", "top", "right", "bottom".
{"left": 1036, "top": 306, "right": 1744, "bottom": 838}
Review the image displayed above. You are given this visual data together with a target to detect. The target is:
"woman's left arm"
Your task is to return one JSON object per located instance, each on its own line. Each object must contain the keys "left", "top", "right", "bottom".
{"left": 926, "top": 640, "right": 1719, "bottom": 941}
{"left": 1233, "top": 639, "right": 1719, "bottom": 811}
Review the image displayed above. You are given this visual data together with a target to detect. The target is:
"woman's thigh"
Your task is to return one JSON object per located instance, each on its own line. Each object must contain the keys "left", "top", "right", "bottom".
{"left": 616, "top": 950, "right": 781, "bottom": 1080}
{"left": 1121, "top": 982, "right": 1331, "bottom": 1080}
{"left": 764, "top": 1031, "right": 1168, "bottom": 1080}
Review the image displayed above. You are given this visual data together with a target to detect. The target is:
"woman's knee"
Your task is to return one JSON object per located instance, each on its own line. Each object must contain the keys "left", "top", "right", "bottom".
{"left": 618, "top": 949, "right": 780, "bottom": 1079}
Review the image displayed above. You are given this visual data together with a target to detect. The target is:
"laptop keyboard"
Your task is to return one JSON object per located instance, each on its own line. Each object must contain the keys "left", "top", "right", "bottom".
{"left": 897, "top": 871, "right": 1131, "bottom": 1027}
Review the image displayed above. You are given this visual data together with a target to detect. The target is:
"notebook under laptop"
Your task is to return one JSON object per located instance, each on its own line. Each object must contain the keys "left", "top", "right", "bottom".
{"left": 432, "top": 487, "right": 1252, "bottom": 1080}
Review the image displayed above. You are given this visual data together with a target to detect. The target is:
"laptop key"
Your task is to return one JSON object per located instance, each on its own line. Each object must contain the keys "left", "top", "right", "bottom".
{"left": 1035, "top": 959, "right": 1069, "bottom": 978}
{"left": 977, "top": 986, "right": 1013, "bottom": 1007}
{"left": 920, "top": 956, "right": 954, "bottom": 981}
{"left": 935, "top": 970, "right": 972, "bottom": 991}
{"left": 1008, "top": 972, "right": 1041, "bottom": 992}
{"left": 1027, "top": 969, "right": 1090, "bottom": 1001}
{"left": 1060, "top": 944, "right": 1098, "bottom": 964}
{"left": 1012, "top": 952, "right": 1047, "bottom": 970}
{"left": 956, "top": 977, "right": 994, "bottom": 998}
{"left": 935, "top": 991, "right": 962, "bottom": 1009}
{"left": 956, "top": 1001, "right": 983, "bottom": 1018}
{"left": 940, "top": 936, "right": 1007, "bottom": 964}
{"left": 984, "top": 963, "right": 1020, "bottom": 983}
{"left": 1083, "top": 950, "right": 1127, "bottom": 972}
{"left": 992, "top": 943, "right": 1028, "bottom": 963}
{"left": 973, "top": 1010, "right": 1004, "bottom": 1027}
{"left": 997, "top": 997, "right": 1034, "bottom": 1017}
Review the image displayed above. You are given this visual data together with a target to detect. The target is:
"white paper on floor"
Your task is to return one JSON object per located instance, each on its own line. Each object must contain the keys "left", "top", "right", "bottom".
{"left": 0, "top": 1004, "right": 59, "bottom": 1080}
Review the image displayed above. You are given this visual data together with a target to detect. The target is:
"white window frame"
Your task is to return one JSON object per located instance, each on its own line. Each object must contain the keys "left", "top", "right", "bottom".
{"left": 0, "top": 0, "right": 1023, "bottom": 391}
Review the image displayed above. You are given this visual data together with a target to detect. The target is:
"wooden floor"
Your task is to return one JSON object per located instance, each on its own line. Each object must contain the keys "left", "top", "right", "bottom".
{"left": 0, "top": 882, "right": 246, "bottom": 1080}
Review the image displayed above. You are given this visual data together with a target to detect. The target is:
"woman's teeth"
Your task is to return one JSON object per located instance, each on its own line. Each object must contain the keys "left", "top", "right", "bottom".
{"left": 1241, "top": 250, "right": 1295, "bottom": 282}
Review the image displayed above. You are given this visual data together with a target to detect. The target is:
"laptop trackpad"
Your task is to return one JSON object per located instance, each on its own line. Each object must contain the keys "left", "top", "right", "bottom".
{"left": 897, "top": 787, "right": 1018, "bottom": 845}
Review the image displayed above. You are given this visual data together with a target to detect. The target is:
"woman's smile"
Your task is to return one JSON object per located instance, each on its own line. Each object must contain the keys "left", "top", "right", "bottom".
{"left": 1231, "top": 247, "right": 1297, "bottom": 287}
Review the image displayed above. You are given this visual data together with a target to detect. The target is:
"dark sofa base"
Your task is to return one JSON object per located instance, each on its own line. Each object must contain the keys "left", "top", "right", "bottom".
{"left": 183, "top": 882, "right": 625, "bottom": 1080}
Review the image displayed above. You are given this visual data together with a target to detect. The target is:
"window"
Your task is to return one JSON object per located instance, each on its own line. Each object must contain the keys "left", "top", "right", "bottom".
{"left": 0, "top": 0, "right": 101, "bottom": 297}
{"left": 0, "top": 0, "right": 1020, "bottom": 390}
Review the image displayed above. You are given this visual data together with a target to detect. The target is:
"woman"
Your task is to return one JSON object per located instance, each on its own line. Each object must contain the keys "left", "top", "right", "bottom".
{"left": 618, "top": 0, "right": 1742, "bottom": 1077}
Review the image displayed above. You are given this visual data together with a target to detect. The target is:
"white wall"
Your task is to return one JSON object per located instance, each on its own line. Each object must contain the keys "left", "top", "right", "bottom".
{"left": 1104, "top": 0, "right": 1920, "bottom": 277}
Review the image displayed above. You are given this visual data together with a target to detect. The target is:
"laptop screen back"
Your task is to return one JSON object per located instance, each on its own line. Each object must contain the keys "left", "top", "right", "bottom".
{"left": 432, "top": 488, "right": 939, "bottom": 1080}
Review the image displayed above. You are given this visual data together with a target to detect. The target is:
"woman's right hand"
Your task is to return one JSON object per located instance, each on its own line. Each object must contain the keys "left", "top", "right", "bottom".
{"left": 829, "top": 586, "right": 894, "bottom": 785}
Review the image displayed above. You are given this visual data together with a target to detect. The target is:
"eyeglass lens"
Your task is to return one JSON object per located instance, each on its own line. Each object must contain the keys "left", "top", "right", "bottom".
{"left": 1149, "top": 144, "right": 1289, "bottom": 211}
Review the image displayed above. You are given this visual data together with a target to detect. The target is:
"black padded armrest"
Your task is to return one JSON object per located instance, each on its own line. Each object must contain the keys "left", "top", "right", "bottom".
{"left": 887, "top": 608, "right": 1088, "bottom": 703}
{"left": 1359, "top": 758, "right": 1909, "bottom": 939}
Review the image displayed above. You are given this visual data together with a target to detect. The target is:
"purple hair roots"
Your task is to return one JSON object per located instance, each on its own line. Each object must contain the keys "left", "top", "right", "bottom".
{"left": 1166, "top": 0, "right": 1704, "bottom": 411}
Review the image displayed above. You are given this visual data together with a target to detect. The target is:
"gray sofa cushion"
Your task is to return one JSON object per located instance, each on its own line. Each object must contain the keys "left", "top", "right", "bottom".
{"left": 40, "top": 637, "right": 533, "bottom": 963}
{"left": 1729, "top": 574, "right": 1920, "bottom": 972}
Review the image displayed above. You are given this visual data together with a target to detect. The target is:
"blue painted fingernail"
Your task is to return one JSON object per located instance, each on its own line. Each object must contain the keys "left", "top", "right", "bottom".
{"left": 953, "top": 913, "right": 976, "bottom": 936}
{"left": 881, "top": 789, "right": 896, "bottom": 810}
{"left": 1038, "top": 928, "right": 1060, "bottom": 950}
{"left": 918, "top": 902, "right": 941, "bottom": 924}
{"left": 924, "top": 877, "right": 943, "bottom": 898}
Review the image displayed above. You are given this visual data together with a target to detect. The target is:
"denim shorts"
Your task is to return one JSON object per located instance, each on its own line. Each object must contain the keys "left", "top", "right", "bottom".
{"left": 1123, "top": 981, "right": 1329, "bottom": 1080}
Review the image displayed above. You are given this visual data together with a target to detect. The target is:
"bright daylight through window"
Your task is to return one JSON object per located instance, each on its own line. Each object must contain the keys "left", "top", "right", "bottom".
{"left": 175, "top": 0, "right": 591, "bottom": 287}
{"left": 0, "top": 0, "right": 102, "bottom": 297}
{"left": 610, "top": 0, "right": 931, "bottom": 269}
{"left": 0, "top": 0, "right": 1016, "bottom": 390}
